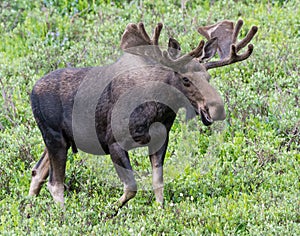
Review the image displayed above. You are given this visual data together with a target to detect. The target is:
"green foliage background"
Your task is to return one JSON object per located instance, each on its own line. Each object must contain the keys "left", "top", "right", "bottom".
{"left": 0, "top": 0, "right": 299, "bottom": 235}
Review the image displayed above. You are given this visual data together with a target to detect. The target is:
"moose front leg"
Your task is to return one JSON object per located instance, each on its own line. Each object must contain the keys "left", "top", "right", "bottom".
{"left": 149, "top": 137, "right": 169, "bottom": 206}
{"left": 150, "top": 157, "right": 164, "bottom": 204}
{"left": 109, "top": 143, "right": 137, "bottom": 208}
{"left": 29, "top": 149, "right": 50, "bottom": 196}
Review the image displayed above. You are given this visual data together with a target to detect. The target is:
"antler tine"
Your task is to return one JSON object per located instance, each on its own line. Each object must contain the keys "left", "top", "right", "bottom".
{"left": 136, "top": 22, "right": 164, "bottom": 46}
{"left": 189, "top": 40, "right": 205, "bottom": 57}
{"left": 137, "top": 22, "right": 152, "bottom": 44}
{"left": 204, "top": 43, "right": 254, "bottom": 70}
{"left": 152, "top": 23, "right": 163, "bottom": 45}
{"left": 232, "top": 19, "right": 243, "bottom": 44}
{"left": 236, "top": 25, "right": 258, "bottom": 52}
{"left": 159, "top": 39, "right": 205, "bottom": 69}
{"left": 163, "top": 40, "right": 204, "bottom": 68}
{"left": 161, "top": 50, "right": 191, "bottom": 68}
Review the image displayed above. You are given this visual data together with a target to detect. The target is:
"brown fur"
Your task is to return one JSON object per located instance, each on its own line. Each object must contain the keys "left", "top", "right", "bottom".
{"left": 29, "top": 20, "right": 257, "bottom": 209}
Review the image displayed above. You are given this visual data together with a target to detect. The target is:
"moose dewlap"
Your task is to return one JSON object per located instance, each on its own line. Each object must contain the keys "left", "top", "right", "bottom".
{"left": 29, "top": 19, "right": 258, "bottom": 210}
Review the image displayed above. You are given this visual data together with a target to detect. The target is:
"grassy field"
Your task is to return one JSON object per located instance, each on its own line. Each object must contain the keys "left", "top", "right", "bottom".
{"left": 0, "top": 0, "right": 299, "bottom": 235}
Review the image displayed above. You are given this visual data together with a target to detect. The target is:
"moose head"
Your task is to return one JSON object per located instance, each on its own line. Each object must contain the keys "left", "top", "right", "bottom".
{"left": 28, "top": 19, "right": 258, "bottom": 211}
{"left": 120, "top": 19, "right": 257, "bottom": 126}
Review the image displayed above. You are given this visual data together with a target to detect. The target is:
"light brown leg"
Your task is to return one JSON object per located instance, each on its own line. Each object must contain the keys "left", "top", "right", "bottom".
{"left": 149, "top": 136, "right": 169, "bottom": 207}
{"left": 29, "top": 149, "right": 50, "bottom": 196}
{"left": 47, "top": 143, "right": 67, "bottom": 206}
{"left": 152, "top": 165, "right": 164, "bottom": 204}
{"left": 109, "top": 143, "right": 137, "bottom": 208}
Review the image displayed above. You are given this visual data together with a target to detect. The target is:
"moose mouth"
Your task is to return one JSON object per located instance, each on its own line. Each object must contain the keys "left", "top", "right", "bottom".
{"left": 194, "top": 105, "right": 213, "bottom": 126}
{"left": 200, "top": 108, "right": 213, "bottom": 126}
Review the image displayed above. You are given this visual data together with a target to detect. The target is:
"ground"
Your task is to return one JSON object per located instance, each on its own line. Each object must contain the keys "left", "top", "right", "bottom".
{"left": 0, "top": 0, "right": 299, "bottom": 235}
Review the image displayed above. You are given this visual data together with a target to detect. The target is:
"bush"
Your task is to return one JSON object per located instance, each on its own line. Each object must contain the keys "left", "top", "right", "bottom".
{"left": 0, "top": 0, "right": 299, "bottom": 234}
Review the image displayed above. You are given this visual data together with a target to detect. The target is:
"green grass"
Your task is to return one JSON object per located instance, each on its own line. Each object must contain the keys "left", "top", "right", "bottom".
{"left": 0, "top": 0, "right": 299, "bottom": 235}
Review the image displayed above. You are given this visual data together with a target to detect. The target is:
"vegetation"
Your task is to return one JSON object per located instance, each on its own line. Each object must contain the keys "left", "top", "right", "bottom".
{"left": 0, "top": 0, "right": 299, "bottom": 234}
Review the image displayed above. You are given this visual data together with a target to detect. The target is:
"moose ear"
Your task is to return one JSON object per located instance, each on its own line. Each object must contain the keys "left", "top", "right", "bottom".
{"left": 199, "top": 37, "right": 218, "bottom": 62}
{"left": 168, "top": 38, "right": 181, "bottom": 59}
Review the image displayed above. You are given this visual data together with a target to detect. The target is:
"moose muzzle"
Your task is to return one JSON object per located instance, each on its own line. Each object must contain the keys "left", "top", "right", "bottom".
{"left": 198, "top": 101, "right": 226, "bottom": 126}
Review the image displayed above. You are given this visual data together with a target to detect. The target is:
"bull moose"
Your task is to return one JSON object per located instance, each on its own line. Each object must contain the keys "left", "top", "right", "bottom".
{"left": 28, "top": 19, "right": 258, "bottom": 209}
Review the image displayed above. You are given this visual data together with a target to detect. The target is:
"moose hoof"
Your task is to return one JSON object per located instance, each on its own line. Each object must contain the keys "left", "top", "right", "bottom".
{"left": 118, "top": 190, "right": 137, "bottom": 207}
{"left": 153, "top": 200, "right": 164, "bottom": 210}
{"left": 47, "top": 182, "right": 65, "bottom": 207}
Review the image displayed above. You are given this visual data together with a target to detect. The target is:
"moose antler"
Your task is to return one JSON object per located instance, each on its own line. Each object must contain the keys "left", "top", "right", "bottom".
{"left": 198, "top": 19, "right": 258, "bottom": 70}
{"left": 120, "top": 23, "right": 205, "bottom": 70}
{"left": 120, "top": 22, "right": 163, "bottom": 49}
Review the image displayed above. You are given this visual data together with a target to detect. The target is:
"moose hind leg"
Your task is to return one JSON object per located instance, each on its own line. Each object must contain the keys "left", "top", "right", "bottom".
{"left": 29, "top": 149, "right": 50, "bottom": 196}
{"left": 109, "top": 143, "right": 137, "bottom": 208}
{"left": 46, "top": 135, "right": 68, "bottom": 206}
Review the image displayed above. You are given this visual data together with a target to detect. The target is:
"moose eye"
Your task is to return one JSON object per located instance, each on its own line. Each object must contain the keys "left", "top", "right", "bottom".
{"left": 182, "top": 77, "right": 190, "bottom": 86}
